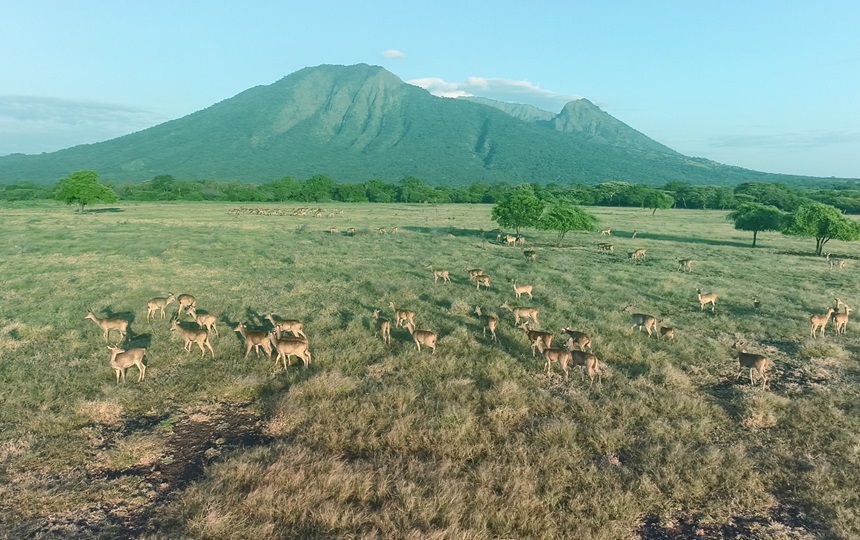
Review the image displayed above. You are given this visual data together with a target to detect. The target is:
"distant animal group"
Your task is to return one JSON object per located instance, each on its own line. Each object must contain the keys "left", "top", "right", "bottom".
{"left": 85, "top": 292, "right": 311, "bottom": 384}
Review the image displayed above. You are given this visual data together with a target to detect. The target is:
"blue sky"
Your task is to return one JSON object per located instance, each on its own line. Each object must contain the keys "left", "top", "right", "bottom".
{"left": 2, "top": 1, "right": 858, "bottom": 178}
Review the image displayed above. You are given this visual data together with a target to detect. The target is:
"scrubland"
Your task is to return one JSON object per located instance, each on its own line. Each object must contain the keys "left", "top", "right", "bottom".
{"left": 0, "top": 202, "right": 858, "bottom": 539}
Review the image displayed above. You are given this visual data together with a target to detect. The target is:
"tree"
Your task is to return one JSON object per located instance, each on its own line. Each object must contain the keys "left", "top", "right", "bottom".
{"left": 54, "top": 170, "right": 117, "bottom": 211}
{"left": 727, "top": 203, "right": 786, "bottom": 247}
{"left": 491, "top": 186, "right": 544, "bottom": 235}
{"left": 646, "top": 191, "right": 675, "bottom": 215}
{"left": 782, "top": 202, "right": 860, "bottom": 256}
{"left": 538, "top": 203, "right": 598, "bottom": 246}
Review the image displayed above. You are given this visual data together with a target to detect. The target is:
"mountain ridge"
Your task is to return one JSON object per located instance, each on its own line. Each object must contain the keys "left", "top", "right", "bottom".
{"left": 0, "top": 63, "right": 842, "bottom": 186}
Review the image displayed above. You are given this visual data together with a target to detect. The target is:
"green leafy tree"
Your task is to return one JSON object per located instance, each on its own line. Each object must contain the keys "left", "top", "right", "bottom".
{"left": 646, "top": 191, "right": 675, "bottom": 215}
{"left": 54, "top": 170, "right": 117, "bottom": 211}
{"left": 300, "top": 174, "right": 336, "bottom": 202}
{"left": 491, "top": 186, "right": 545, "bottom": 235}
{"left": 727, "top": 203, "right": 786, "bottom": 247}
{"left": 782, "top": 202, "right": 860, "bottom": 256}
{"left": 538, "top": 203, "right": 598, "bottom": 246}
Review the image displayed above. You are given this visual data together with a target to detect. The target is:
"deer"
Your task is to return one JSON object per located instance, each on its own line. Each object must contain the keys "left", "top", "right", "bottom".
{"left": 535, "top": 338, "right": 573, "bottom": 382}
{"left": 697, "top": 288, "right": 718, "bottom": 313}
{"left": 234, "top": 323, "right": 273, "bottom": 358}
{"left": 176, "top": 294, "right": 197, "bottom": 317}
{"left": 561, "top": 327, "right": 592, "bottom": 352}
{"left": 810, "top": 307, "right": 835, "bottom": 338}
{"left": 833, "top": 301, "right": 852, "bottom": 335}
{"left": 519, "top": 322, "right": 553, "bottom": 357}
{"left": 377, "top": 227, "right": 387, "bottom": 234}
{"left": 659, "top": 323, "right": 676, "bottom": 340}
{"left": 186, "top": 307, "right": 219, "bottom": 336}
{"left": 428, "top": 266, "right": 450, "bottom": 284}
{"left": 405, "top": 321, "right": 437, "bottom": 353}
{"left": 170, "top": 319, "right": 215, "bottom": 358}
{"left": 677, "top": 258, "right": 694, "bottom": 273}
{"left": 733, "top": 341, "right": 771, "bottom": 389}
{"left": 570, "top": 349, "right": 602, "bottom": 386}
{"left": 599, "top": 229, "right": 611, "bottom": 235}
{"left": 346, "top": 227, "right": 356, "bottom": 236}
{"left": 596, "top": 242, "right": 614, "bottom": 252}
{"left": 512, "top": 281, "right": 534, "bottom": 300}
{"left": 523, "top": 250, "right": 537, "bottom": 262}
{"left": 475, "top": 306, "right": 498, "bottom": 342}
{"left": 504, "top": 234, "right": 517, "bottom": 246}
{"left": 268, "top": 332, "right": 311, "bottom": 369}
{"left": 389, "top": 302, "right": 416, "bottom": 329}
{"left": 466, "top": 268, "right": 485, "bottom": 281}
{"left": 627, "top": 248, "right": 646, "bottom": 262}
{"left": 390, "top": 227, "right": 398, "bottom": 234}
{"left": 517, "top": 235, "right": 526, "bottom": 246}
{"left": 264, "top": 313, "right": 307, "bottom": 339}
{"left": 372, "top": 309, "right": 392, "bottom": 344}
{"left": 475, "top": 275, "right": 491, "bottom": 290}
{"left": 623, "top": 305, "right": 658, "bottom": 336}
{"left": 85, "top": 311, "right": 128, "bottom": 343}
{"left": 500, "top": 301, "right": 539, "bottom": 326}
{"left": 146, "top": 293, "right": 175, "bottom": 321}
{"left": 106, "top": 346, "right": 146, "bottom": 384}
{"left": 753, "top": 297, "right": 761, "bottom": 314}
{"left": 826, "top": 253, "right": 846, "bottom": 271}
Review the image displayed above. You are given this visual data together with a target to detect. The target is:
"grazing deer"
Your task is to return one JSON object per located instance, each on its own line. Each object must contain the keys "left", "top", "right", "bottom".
{"left": 177, "top": 294, "right": 197, "bottom": 317}
{"left": 523, "top": 250, "right": 537, "bottom": 262}
{"left": 500, "top": 301, "right": 539, "bottom": 326}
{"left": 466, "top": 268, "right": 485, "bottom": 281}
{"left": 268, "top": 333, "right": 311, "bottom": 369}
{"left": 733, "top": 341, "right": 771, "bottom": 389}
{"left": 561, "top": 327, "right": 592, "bottom": 352}
{"left": 475, "top": 274, "right": 491, "bottom": 290}
{"left": 659, "top": 323, "right": 676, "bottom": 340}
{"left": 377, "top": 227, "right": 387, "bottom": 234}
{"left": 264, "top": 313, "right": 307, "bottom": 339}
{"left": 170, "top": 320, "right": 215, "bottom": 358}
{"left": 85, "top": 311, "right": 128, "bottom": 343}
{"left": 571, "top": 350, "right": 602, "bottom": 386}
{"left": 234, "top": 323, "right": 273, "bottom": 358}
{"left": 389, "top": 302, "right": 416, "bottom": 329}
{"left": 623, "top": 305, "right": 658, "bottom": 336}
{"left": 372, "top": 309, "right": 392, "bottom": 344}
{"left": 519, "top": 322, "right": 553, "bottom": 357}
{"left": 599, "top": 229, "right": 611, "bottom": 235}
{"left": 810, "top": 307, "right": 835, "bottom": 338}
{"left": 146, "top": 293, "right": 175, "bottom": 321}
{"left": 405, "top": 321, "right": 437, "bottom": 353}
{"left": 106, "top": 346, "right": 146, "bottom": 384}
{"left": 390, "top": 227, "right": 398, "bottom": 234}
{"left": 697, "top": 288, "right": 718, "bottom": 313}
{"left": 475, "top": 306, "right": 498, "bottom": 342}
{"left": 627, "top": 248, "right": 646, "bottom": 262}
{"left": 753, "top": 297, "right": 761, "bottom": 314}
{"left": 833, "top": 302, "right": 852, "bottom": 335}
{"left": 596, "top": 242, "right": 614, "bottom": 252}
{"left": 346, "top": 227, "right": 356, "bottom": 236}
{"left": 428, "top": 266, "right": 450, "bottom": 284}
{"left": 187, "top": 307, "right": 219, "bottom": 336}
{"left": 517, "top": 235, "right": 526, "bottom": 246}
{"left": 535, "top": 338, "right": 573, "bottom": 382}
{"left": 677, "top": 258, "right": 694, "bottom": 273}
{"left": 512, "top": 281, "right": 534, "bottom": 300}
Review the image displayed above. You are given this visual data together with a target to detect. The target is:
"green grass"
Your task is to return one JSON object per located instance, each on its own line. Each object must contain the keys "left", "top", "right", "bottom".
{"left": 1, "top": 201, "right": 859, "bottom": 539}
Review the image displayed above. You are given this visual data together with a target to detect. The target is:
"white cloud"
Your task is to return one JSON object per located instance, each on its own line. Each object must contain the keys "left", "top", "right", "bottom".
{"left": 383, "top": 49, "right": 405, "bottom": 58}
{"left": 407, "top": 76, "right": 581, "bottom": 112}
{"left": 0, "top": 96, "right": 167, "bottom": 156}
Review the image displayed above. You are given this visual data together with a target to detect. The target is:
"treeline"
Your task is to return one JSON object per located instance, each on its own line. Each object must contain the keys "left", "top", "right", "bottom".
{"left": 4, "top": 173, "right": 860, "bottom": 214}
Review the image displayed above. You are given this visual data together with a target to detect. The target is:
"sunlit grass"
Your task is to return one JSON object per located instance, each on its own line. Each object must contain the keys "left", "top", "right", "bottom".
{"left": 0, "top": 201, "right": 858, "bottom": 538}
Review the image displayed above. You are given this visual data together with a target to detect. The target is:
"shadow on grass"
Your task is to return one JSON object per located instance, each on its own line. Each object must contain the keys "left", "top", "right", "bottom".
{"left": 402, "top": 225, "right": 484, "bottom": 238}
{"left": 85, "top": 207, "right": 124, "bottom": 214}
{"left": 612, "top": 230, "right": 751, "bottom": 249}
{"left": 701, "top": 381, "right": 747, "bottom": 421}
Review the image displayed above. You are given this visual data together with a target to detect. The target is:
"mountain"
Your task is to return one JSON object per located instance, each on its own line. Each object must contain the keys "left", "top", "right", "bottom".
{"left": 0, "top": 64, "right": 833, "bottom": 186}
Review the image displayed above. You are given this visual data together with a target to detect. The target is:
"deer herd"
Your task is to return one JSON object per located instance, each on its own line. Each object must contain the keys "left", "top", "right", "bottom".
{"left": 83, "top": 226, "right": 856, "bottom": 394}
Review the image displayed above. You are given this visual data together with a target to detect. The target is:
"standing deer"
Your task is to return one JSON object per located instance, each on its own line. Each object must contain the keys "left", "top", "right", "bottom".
{"left": 406, "top": 321, "right": 437, "bottom": 353}
{"left": 170, "top": 320, "right": 215, "bottom": 358}
{"left": 519, "top": 322, "right": 553, "bottom": 357}
{"left": 372, "top": 309, "right": 392, "bottom": 344}
{"left": 697, "top": 288, "right": 718, "bottom": 313}
{"left": 268, "top": 333, "right": 311, "bottom": 369}
{"left": 500, "top": 301, "right": 539, "bottom": 326}
{"left": 85, "top": 311, "right": 129, "bottom": 343}
{"left": 106, "top": 346, "right": 146, "bottom": 383}
{"left": 234, "top": 323, "right": 273, "bottom": 358}
{"left": 389, "top": 302, "right": 416, "bottom": 329}
{"left": 475, "top": 306, "right": 498, "bottom": 342}
{"left": 512, "top": 281, "right": 534, "bottom": 300}
{"left": 623, "top": 305, "right": 658, "bottom": 336}
{"left": 187, "top": 307, "right": 219, "bottom": 336}
{"left": 810, "top": 307, "right": 835, "bottom": 338}
{"left": 733, "top": 341, "right": 771, "bottom": 389}
{"left": 146, "top": 293, "right": 175, "bottom": 321}
{"left": 428, "top": 266, "right": 450, "bottom": 284}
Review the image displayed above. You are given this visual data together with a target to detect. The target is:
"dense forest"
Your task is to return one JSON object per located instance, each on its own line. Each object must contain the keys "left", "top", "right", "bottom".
{"left": 5, "top": 173, "right": 860, "bottom": 214}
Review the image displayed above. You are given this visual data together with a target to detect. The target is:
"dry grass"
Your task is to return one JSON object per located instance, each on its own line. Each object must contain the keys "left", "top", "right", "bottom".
{"left": 0, "top": 201, "right": 858, "bottom": 538}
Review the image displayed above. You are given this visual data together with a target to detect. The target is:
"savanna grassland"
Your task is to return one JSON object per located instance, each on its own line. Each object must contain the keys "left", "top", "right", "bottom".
{"left": 1, "top": 202, "right": 859, "bottom": 539}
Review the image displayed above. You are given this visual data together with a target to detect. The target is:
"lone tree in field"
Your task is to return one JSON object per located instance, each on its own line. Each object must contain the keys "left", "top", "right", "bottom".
{"left": 538, "top": 203, "right": 598, "bottom": 246}
{"left": 782, "top": 202, "right": 860, "bottom": 256}
{"left": 645, "top": 191, "right": 675, "bottom": 215}
{"left": 727, "top": 202, "right": 786, "bottom": 247}
{"left": 54, "top": 170, "right": 117, "bottom": 212}
{"left": 491, "top": 186, "right": 544, "bottom": 236}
